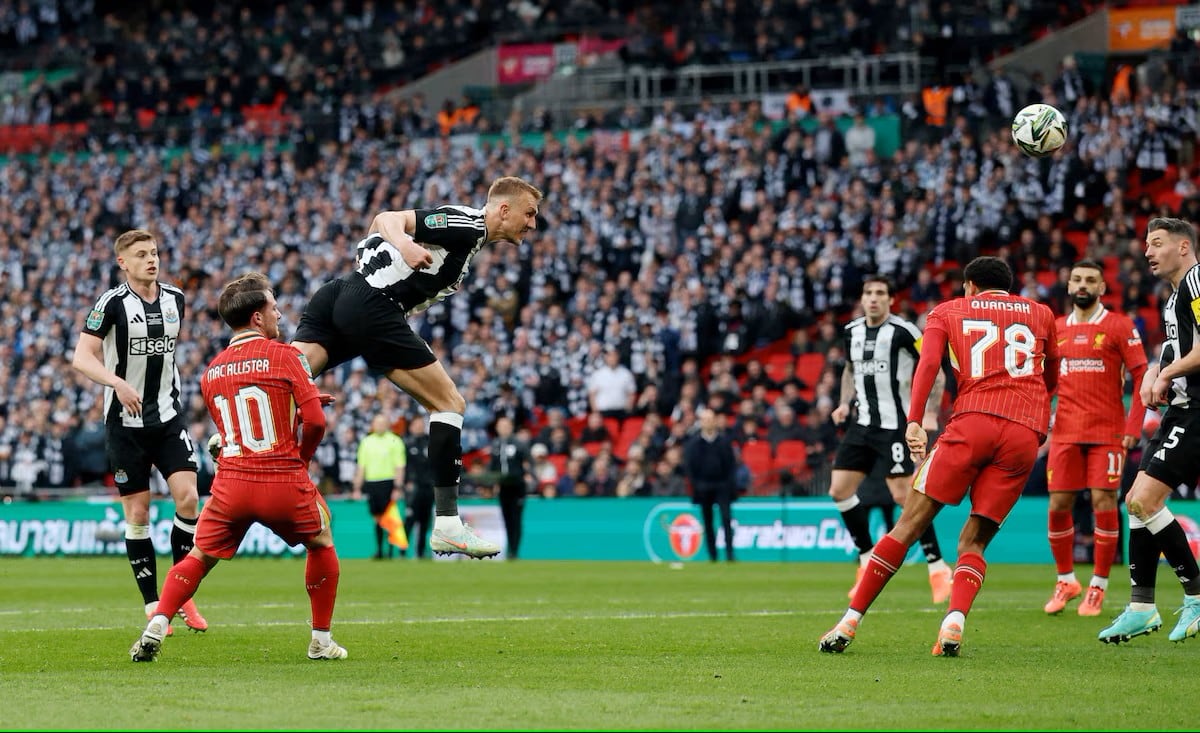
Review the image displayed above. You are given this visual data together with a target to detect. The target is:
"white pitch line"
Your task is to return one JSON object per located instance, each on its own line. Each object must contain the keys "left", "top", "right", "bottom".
{"left": 0, "top": 604, "right": 1022, "bottom": 634}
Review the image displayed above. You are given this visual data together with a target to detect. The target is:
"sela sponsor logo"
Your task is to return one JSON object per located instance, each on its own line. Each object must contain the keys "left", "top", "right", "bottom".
{"left": 855, "top": 359, "right": 890, "bottom": 375}
{"left": 129, "top": 335, "right": 176, "bottom": 356}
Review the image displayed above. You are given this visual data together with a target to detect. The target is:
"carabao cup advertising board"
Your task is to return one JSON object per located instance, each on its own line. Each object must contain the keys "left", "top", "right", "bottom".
{"left": 0, "top": 496, "right": 1157, "bottom": 564}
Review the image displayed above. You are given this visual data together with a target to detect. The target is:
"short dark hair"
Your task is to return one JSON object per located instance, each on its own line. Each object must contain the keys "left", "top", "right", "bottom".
{"left": 964, "top": 256, "right": 1013, "bottom": 292}
{"left": 217, "top": 271, "right": 272, "bottom": 329}
{"left": 1071, "top": 259, "right": 1104, "bottom": 275}
{"left": 862, "top": 274, "right": 895, "bottom": 297}
{"left": 1148, "top": 217, "right": 1197, "bottom": 251}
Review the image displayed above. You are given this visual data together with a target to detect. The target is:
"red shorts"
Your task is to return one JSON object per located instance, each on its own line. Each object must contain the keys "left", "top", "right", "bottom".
{"left": 1046, "top": 442, "right": 1125, "bottom": 492}
{"left": 195, "top": 476, "right": 330, "bottom": 559}
{"left": 911, "top": 413, "right": 1040, "bottom": 525}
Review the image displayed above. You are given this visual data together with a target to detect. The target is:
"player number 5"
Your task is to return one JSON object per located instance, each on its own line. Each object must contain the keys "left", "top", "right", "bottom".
{"left": 962, "top": 319, "right": 1037, "bottom": 379}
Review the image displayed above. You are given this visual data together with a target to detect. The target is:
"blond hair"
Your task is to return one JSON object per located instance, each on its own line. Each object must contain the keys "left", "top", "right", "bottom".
{"left": 114, "top": 229, "right": 156, "bottom": 258}
{"left": 487, "top": 176, "right": 543, "bottom": 203}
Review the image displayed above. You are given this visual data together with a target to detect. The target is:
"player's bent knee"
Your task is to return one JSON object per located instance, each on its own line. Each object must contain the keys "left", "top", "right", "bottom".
{"left": 291, "top": 341, "right": 328, "bottom": 376}
{"left": 305, "top": 528, "right": 335, "bottom": 550}
{"left": 430, "top": 390, "right": 466, "bottom": 415}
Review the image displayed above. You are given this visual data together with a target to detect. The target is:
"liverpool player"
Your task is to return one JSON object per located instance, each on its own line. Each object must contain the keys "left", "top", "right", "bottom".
{"left": 1100, "top": 217, "right": 1200, "bottom": 644}
{"left": 1044, "top": 261, "right": 1147, "bottom": 617}
{"left": 130, "top": 272, "right": 346, "bottom": 662}
{"left": 819, "top": 256, "right": 1058, "bottom": 657}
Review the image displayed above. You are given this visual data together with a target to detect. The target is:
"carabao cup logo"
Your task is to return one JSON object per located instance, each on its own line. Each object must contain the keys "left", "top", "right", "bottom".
{"left": 667, "top": 514, "right": 702, "bottom": 559}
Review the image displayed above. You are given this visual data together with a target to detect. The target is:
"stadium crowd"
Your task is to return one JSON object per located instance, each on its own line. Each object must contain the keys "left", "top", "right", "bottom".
{"left": 0, "top": 0, "right": 1094, "bottom": 144}
{"left": 0, "top": 1, "right": 1195, "bottom": 502}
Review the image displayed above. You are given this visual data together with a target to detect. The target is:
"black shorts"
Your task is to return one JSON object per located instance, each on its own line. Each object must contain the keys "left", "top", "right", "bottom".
{"left": 293, "top": 274, "right": 436, "bottom": 374}
{"left": 363, "top": 480, "right": 393, "bottom": 516}
{"left": 1140, "top": 407, "right": 1200, "bottom": 490}
{"left": 106, "top": 414, "right": 198, "bottom": 496}
{"left": 832, "top": 424, "right": 914, "bottom": 477}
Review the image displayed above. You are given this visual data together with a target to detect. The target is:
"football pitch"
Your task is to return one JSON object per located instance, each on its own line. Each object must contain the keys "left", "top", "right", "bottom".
{"left": 0, "top": 557, "right": 1190, "bottom": 730}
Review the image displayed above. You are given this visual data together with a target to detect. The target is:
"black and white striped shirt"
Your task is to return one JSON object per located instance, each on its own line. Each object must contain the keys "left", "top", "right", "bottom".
{"left": 82, "top": 282, "right": 186, "bottom": 428}
{"left": 357, "top": 205, "right": 488, "bottom": 315}
{"left": 1161, "top": 263, "right": 1200, "bottom": 408}
{"left": 843, "top": 314, "right": 922, "bottom": 430}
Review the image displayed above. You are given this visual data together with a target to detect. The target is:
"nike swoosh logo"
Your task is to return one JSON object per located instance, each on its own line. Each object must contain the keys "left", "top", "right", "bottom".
{"left": 438, "top": 537, "right": 468, "bottom": 549}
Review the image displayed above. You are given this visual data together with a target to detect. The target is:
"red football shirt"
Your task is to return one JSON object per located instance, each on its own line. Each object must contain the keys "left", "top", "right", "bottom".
{"left": 1051, "top": 305, "right": 1148, "bottom": 445}
{"left": 909, "top": 290, "right": 1059, "bottom": 435}
{"left": 201, "top": 333, "right": 322, "bottom": 483}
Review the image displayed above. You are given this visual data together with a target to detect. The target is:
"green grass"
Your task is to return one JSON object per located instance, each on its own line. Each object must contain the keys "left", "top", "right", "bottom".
{"left": 0, "top": 557, "right": 1192, "bottom": 730}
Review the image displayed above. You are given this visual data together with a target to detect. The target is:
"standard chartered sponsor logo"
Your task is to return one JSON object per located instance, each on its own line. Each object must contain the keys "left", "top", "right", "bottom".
{"left": 1063, "top": 358, "right": 1106, "bottom": 373}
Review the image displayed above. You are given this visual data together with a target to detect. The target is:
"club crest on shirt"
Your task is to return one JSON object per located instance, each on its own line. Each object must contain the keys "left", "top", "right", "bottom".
{"left": 424, "top": 213, "right": 448, "bottom": 229}
{"left": 164, "top": 306, "right": 179, "bottom": 324}
{"left": 1092, "top": 333, "right": 1105, "bottom": 349}
{"left": 114, "top": 469, "right": 128, "bottom": 484}
{"left": 86, "top": 309, "right": 104, "bottom": 330}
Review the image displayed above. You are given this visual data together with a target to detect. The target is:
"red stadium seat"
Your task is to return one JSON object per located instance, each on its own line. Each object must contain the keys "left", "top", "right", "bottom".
{"left": 1064, "top": 230, "right": 1089, "bottom": 253}
{"left": 796, "top": 353, "right": 825, "bottom": 391}
{"left": 764, "top": 353, "right": 793, "bottom": 383}
{"left": 739, "top": 441, "right": 773, "bottom": 480}
{"left": 773, "top": 440, "right": 810, "bottom": 479}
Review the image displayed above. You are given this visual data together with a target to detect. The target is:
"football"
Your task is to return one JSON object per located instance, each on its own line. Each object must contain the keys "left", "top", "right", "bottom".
{"left": 1011, "top": 103, "right": 1068, "bottom": 158}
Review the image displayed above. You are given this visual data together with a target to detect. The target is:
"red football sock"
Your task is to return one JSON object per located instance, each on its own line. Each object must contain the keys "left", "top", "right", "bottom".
{"left": 156, "top": 555, "right": 209, "bottom": 619}
{"left": 1092, "top": 508, "right": 1120, "bottom": 582}
{"left": 306, "top": 544, "right": 341, "bottom": 632}
{"left": 850, "top": 534, "right": 909, "bottom": 613}
{"left": 949, "top": 551, "right": 987, "bottom": 615}
{"left": 1047, "top": 510, "right": 1075, "bottom": 575}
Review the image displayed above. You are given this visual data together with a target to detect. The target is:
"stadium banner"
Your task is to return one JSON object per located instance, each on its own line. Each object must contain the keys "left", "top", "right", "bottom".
{"left": 497, "top": 42, "right": 558, "bottom": 85}
{"left": 8, "top": 496, "right": 1199, "bottom": 563}
{"left": 1108, "top": 6, "right": 1177, "bottom": 52}
{"left": 497, "top": 38, "right": 626, "bottom": 85}
{"left": 1180, "top": 5, "right": 1200, "bottom": 31}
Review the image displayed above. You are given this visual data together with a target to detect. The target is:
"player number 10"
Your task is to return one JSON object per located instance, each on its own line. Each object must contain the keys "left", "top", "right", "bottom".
{"left": 212, "top": 386, "right": 278, "bottom": 456}
{"left": 962, "top": 319, "right": 1037, "bottom": 379}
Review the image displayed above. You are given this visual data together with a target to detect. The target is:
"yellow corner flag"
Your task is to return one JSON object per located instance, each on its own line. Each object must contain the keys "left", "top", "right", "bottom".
{"left": 378, "top": 500, "right": 409, "bottom": 550}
